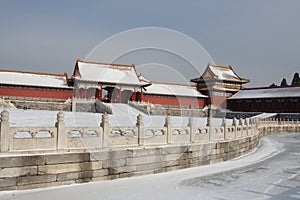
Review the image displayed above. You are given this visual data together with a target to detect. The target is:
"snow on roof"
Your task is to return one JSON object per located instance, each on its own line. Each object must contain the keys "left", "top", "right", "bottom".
{"left": 208, "top": 65, "right": 247, "bottom": 82}
{"left": 211, "top": 85, "right": 240, "bottom": 92}
{"left": 144, "top": 82, "right": 207, "bottom": 98}
{"left": 73, "top": 61, "right": 144, "bottom": 86}
{"left": 0, "top": 70, "right": 70, "bottom": 89}
{"left": 138, "top": 74, "right": 152, "bottom": 85}
{"left": 229, "top": 86, "right": 300, "bottom": 99}
{"left": 191, "top": 64, "right": 249, "bottom": 84}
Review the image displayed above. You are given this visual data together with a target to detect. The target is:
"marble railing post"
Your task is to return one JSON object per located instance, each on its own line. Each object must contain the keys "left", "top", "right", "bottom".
{"left": 136, "top": 114, "right": 145, "bottom": 146}
{"left": 0, "top": 110, "right": 10, "bottom": 152}
{"left": 164, "top": 115, "right": 171, "bottom": 144}
{"left": 253, "top": 118, "right": 256, "bottom": 134}
{"left": 56, "top": 111, "right": 66, "bottom": 150}
{"left": 232, "top": 117, "right": 237, "bottom": 139}
{"left": 207, "top": 116, "right": 212, "bottom": 141}
{"left": 101, "top": 112, "right": 110, "bottom": 147}
{"left": 245, "top": 118, "right": 249, "bottom": 136}
{"left": 255, "top": 118, "right": 259, "bottom": 130}
{"left": 72, "top": 98, "right": 77, "bottom": 112}
{"left": 222, "top": 117, "right": 227, "bottom": 139}
{"left": 188, "top": 116, "right": 195, "bottom": 143}
{"left": 239, "top": 118, "right": 243, "bottom": 136}
{"left": 250, "top": 118, "right": 254, "bottom": 135}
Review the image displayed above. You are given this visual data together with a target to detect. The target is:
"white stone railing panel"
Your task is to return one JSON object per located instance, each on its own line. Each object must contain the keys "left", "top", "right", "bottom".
{"left": 64, "top": 126, "right": 103, "bottom": 150}
{"left": 103, "top": 126, "right": 138, "bottom": 147}
{"left": 170, "top": 126, "right": 190, "bottom": 144}
{"left": 192, "top": 126, "right": 209, "bottom": 143}
{"left": 9, "top": 127, "right": 57, "bottom": 151}
{"left": 225, "top": 125, "right": 235, "bottom": 140}
{"left": 213, "top": 126, "right": 225, "bottom": 141}
{"left": 143, "top": 127, "right": 167, "bottom": 145}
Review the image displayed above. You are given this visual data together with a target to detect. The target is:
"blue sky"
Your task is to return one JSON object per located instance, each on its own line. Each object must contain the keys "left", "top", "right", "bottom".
{"left": 0, "top": 0, "right": 299, "bottom": 87}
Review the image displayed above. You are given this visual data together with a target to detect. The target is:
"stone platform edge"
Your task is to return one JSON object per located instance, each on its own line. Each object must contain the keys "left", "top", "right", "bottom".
{"left": 0, "top": 133, "right": 262, "bottom": 191}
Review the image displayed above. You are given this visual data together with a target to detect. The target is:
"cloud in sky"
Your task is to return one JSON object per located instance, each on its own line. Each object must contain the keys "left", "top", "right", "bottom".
{"left": 0, "top": 0, "right": 299, "bottom": 87}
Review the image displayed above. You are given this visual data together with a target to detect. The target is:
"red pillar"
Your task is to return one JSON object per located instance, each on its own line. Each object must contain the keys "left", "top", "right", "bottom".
{"left": 140, "top": 89, "right": 143, "bottom": 102}
{"left": 131, "top": 91, "right": 136, "bottom": 102}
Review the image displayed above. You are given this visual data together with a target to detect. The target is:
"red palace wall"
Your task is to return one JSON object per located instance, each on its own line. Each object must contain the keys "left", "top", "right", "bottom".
{"left": 142, "top": 95, "right": 206, "bottom": 108}
{"left": 0, "top": 87, "right": 73, "bottom": 100}
{"left": 207, "top": 96, "right": 227, "bottom": 106}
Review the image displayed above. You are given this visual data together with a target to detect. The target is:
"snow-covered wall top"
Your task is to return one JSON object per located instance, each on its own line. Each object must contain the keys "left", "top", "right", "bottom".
{"left": 144, "top": 83, "right": 207, "bottom": 98}
{"left": 0, "top": 70, "right": 70, "bottom": 89}
{"left": 230, "top": 86, "right": 300, "bottom": 99}
{"left": 74, "top": 61, "right": 144, "bottom": 86}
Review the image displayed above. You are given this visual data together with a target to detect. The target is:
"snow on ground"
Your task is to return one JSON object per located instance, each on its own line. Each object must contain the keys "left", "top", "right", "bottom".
{"left": 0, "top": 134, "right": 289, "bottom": 200}
{"left": 0, "top": 104, "right": 233, "bottom": 128}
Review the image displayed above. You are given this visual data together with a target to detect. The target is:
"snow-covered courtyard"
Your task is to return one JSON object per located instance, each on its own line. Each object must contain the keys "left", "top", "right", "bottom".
{"left": 1, "top": 104, "right": 234, "bottom": 127}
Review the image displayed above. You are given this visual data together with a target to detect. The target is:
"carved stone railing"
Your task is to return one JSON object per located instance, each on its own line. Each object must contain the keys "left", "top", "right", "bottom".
{"left": 0, "top": 110, "right": 299, "bottom": 153}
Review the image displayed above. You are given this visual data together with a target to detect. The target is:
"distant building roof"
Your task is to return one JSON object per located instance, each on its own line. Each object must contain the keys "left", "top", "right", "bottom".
{"left": 72, "top": 60, "right": 145, "bottom": 86}
{"left": 0, "top": 70, "right": 70, "bottom": 89}
{"left": 144, "top": 82, "right": 207, "bottom": 98}
{"left": 191, "top": 64, "right": 249, "bottom": 83}
{"left": 138, "top": 74, "right": 152, "bottom": 85}
{"left": 229, "top": 86, "right": 300, "bottom": 99}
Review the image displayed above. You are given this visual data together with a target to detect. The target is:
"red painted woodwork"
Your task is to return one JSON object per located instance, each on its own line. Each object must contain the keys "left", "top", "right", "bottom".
{"left": 0, "top": 87, "right": 72, "bottom": 99}
{"left": 142, "top": 95, "right": 205, "bottom": 108}
{"left": 99, "top": 87, "right": 102, "bottom": 101}
{"left": 140, "top": 90, "right": 143, "bottom": 102}
{"left": 131, "top": 92, "right": 136, "bottom": 101}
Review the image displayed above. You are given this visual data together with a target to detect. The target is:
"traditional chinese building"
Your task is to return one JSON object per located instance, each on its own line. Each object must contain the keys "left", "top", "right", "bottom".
{"left": 0, "top": 70, "right": 72, "bottom": 100}
{"left": 71, "top": 60, "right": 148, "bottom": 103}
{"left": 227, "top": 86, "right": 300, "bottom": 113}
{"left": 191, "top": 64, "right": 249, "bottom": 106}
{"left": 2, "top": 58, "right": 297, "bottom": 114}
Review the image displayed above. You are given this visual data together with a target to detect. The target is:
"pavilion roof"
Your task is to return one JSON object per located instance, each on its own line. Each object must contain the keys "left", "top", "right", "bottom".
{"left": 191, "top": 64, "right": 249, "bottom": 84}
{"left": 72, "top": 60, "right": 145, "bottom": 86}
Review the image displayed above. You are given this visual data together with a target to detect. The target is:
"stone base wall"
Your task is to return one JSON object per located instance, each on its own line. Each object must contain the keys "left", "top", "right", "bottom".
{"left": 149, "top": 108, "right": 206, "bottom": 117}
{"left": 128, "top": 101, "right": 206, "bottom": 117}
{"left": 1, "top": 97, "right": 72, "bottom": 111}
{"left": 11, "top": 100, "right": 72, "bottom": 111}
{"left": 0, "top": 133, "right": 261, "bottom": 191}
